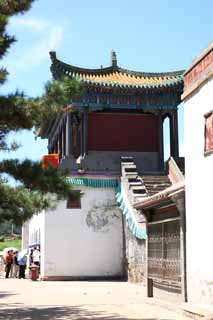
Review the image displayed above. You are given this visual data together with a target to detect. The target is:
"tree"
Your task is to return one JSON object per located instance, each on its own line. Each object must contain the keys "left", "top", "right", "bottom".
{"left": 0, "top": 0, "right": 82, "bottom": 224}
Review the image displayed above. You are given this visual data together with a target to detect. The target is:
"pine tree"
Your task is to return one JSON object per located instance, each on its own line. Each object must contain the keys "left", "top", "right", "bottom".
{"left": 0, "top": 0, "right": 82, "bottom": 224}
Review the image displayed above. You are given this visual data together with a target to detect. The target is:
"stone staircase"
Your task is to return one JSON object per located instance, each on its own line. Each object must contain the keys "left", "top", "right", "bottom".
{"left": 119, "top": 156, "right": 174, "bottom": 237}
{"left": 141, "top": 175, "right": 171, "bottom": 197}
{"left": 121, "top": 156, "right": 147, "bottom": 204}
{"left": 121, "top": 157, "right": 172, "bottom": 203}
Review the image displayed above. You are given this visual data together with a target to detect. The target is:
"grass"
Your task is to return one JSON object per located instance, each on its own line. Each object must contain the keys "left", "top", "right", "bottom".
{"left": 0, "top": 238, "right": 22, "bottom": 251}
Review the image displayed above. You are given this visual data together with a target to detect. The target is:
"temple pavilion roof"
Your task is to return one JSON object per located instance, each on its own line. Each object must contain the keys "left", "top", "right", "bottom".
{"left": 50, "top": 51, "right": 184, "bottom": 90}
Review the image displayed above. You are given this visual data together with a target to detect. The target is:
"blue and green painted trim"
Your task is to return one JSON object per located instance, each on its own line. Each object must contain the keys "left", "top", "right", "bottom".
{"left": 67, "top": 176, "right": 118, "bottom": 188}
{"left": 115, "top": 185, "right": 147, "bottom": 240}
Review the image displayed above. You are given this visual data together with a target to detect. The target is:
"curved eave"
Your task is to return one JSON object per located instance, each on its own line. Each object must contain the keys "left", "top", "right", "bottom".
{"left": 77, "top": 76, "right": 183, "bottom": 89}
{"left": 50, "top": 52, "right": 184, "bottom": 89}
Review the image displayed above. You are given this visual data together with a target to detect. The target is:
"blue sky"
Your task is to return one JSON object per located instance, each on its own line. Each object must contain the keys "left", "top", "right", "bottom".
{"left": 2, "top": 0, "right": 213, "bottom": 161}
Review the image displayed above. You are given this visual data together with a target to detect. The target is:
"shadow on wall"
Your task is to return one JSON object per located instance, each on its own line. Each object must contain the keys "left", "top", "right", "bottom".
{"left": 0, "top": 305, "right": 172, "bottom": 320}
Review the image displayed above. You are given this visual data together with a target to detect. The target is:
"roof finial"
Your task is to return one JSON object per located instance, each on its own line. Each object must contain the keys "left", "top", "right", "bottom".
{"left": 111, "top": 50, "right": 117, "bottom": 67}
{"left": 49, "top": 51, "right": 57, "bottom": 61}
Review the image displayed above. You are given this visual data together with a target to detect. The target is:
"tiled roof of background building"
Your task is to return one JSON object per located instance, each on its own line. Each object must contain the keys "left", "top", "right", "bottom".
{"left": 50, "top": 51, "right": 184, "bottom": 89}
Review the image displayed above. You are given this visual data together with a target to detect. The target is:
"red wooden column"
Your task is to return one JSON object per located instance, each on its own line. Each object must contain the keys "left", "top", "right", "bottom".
{"left": 169, "top": 110, "right": 179, "bottom": 158}
{"left": 80, "top": 112, "right": 84, "bottom": 157}
{"left": 65, "top": 112, "right": 72, "bottom": 156}
{"left": 83, "top": 108, "right": 88, "bottom": 156}
{"left": 61, "top": 118, "right": 66, "bottom": 158}
{"left": 54, "top": 137, "right": 59, "bottom": 154}
{"left": 158, "top": 112, "right": 164, "bottom": 170}
{"left": 58, "top": 129, "right": 62, "bottom": 160}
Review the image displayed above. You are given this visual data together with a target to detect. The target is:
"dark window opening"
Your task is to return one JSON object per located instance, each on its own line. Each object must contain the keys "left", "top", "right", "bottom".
{"left": 204, "top": 111, "right": 213, "bottom": 156}
{"left": 67, "top": 190, "right": 81, "bottom": 209}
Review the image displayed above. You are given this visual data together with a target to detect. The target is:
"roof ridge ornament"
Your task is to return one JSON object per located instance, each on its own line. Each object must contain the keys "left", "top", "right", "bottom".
{"left": 111, "top": 50, "right": 117, "bottom": 68}
{"left": 49, "top": 51, "right": 57, "bottom": 62}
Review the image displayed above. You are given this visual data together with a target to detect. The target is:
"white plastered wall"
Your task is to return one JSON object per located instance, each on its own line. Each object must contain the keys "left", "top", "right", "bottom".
{"left": 29, "top": 186, "right": 124, "bottom": 279}
{"left": 22, "top": 220, "right": 30, "bottom": 250}
{"left": 184, "top": 78, "right": 213, "bottom": 306}
{"left": 27, "top": 212, "right": 45, "bottom": 274}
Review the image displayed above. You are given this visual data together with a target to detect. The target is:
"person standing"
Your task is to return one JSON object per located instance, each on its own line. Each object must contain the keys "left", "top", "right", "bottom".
{"left": 18, "top": 255, "right": 27, "bottom": 279}
{"left": 5, "top": 250, "right": 13, "bottom": 279}
{"left": 29, "top": 249, "right": 34, "bottom": 266}
{"left": 9, "top": 250, "right": 14, "bottom": 278}
{"left": 13, "top": 251, "right": 19, "bottom": 278}
{"left": 32, "top": 247, "right": 40, "bottom": 267}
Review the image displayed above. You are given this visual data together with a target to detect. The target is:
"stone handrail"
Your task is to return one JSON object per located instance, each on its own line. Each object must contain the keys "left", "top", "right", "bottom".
{"left": 167, "top": 157, "right": 184, "bottom": 184}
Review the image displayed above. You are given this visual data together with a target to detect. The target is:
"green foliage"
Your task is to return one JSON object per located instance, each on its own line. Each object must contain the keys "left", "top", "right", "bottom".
{"left": 0, "top": 0, "right": 82, "bottom": 224}
{"left": 28, "top": 77, "right": 84, "bottom": 132}
{"left": 0, "top": 181, "right": 45, "bottom": 224}
{"left": 0, "top": 1, "right": 35, "bottom": 61}
{"left": 0, "top": 238, "right": 21, "bottom": 251}
{"left": 0, "top": 0, "right": 34, "bottom": 15}
{"left": 0, "top": 159, "right": 71, "bottom": 197}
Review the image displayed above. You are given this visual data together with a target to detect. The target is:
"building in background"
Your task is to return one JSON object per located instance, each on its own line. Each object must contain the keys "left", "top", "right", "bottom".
{"left": 22, "top": 51, "right": 184, "bottom": 282}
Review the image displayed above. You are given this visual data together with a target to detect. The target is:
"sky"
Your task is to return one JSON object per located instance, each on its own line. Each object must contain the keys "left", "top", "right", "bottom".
{"left": 1, "top": 0, "right": 213, "bottom": 162}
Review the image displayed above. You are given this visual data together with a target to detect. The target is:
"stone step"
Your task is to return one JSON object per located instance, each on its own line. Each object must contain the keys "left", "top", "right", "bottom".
{"left": 125, "top": 173, "right": 138, "bottom": 178}
{"left": 132, "top": 189, "right": 147, "bottom": 194}
{"left": 142, "top": 174, "right": 169, "bottom": 178}
{"left": 145, "top": 183, "right": 170, "bottom": 188}
{"left": 124, "top": 165, "right": 137, "bottom": 171}
{"left": 143, "top": 177, "right": 170, "bottom": 180}
{"left": 124, "top": 170, "right": 138, "bottom": 175}
{"left": 143, "top": 183, "right": 170, "bottom": 187}
{"left": 121, "top": 156, "right": 134, "bottom": 162}
{"left": 130, "top": 185, "right": 146, "bottom": 190}
{"left": 128, "top": 178, "right": 142, "bottom": 183}
{"left": 148, "top": 186, "right": 168, "bottom": 191}
{"left": 133, "top": 193, "right": 147, "bottom": 198}
{"left": 129, "top": 182, "right": 143, "bottom": 187}
{"left": 146, "top": 186, "right": 170, "bottom": 190}
{"left": 143, "top": 182, "right": 170, "bottom": 186}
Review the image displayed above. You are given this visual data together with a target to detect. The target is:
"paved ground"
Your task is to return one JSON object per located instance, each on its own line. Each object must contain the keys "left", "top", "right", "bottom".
{"left": 0, "top": 278, "right": 190, "bottom": 320}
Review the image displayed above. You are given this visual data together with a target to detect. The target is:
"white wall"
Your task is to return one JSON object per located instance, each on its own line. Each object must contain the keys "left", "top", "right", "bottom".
{"left": 42, "top": 186, "right": 123, "bottom": 278}
{"left": 184, "top": 78, "right": 213, "bottom": 306}
{"left": 28, "top": 212, "right": 44, "bottom": 247}
{"left": 27, "top": 212, "right": 45, "bottom": 274}
{"left": 22, "top": 220, "right": 30, "bottom": 250}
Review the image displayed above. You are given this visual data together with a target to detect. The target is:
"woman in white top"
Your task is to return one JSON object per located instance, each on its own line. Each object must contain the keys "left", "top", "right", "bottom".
{"left": 32, "top": 247, "right": 40, "bottom": 266}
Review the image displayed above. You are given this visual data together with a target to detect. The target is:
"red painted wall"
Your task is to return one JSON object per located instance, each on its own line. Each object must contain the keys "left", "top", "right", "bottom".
{"left": 88, "top": 113, "right": 159, "bottom": 152}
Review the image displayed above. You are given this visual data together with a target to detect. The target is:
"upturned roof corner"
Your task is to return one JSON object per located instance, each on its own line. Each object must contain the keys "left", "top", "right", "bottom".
{"left": 49, "top": 51, "right": 185, "bottom": 89}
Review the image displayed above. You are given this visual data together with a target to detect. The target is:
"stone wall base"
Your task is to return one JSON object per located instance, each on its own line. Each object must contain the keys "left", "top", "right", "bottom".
{"left": 127, "top": 263, "right": 145, "bottom": 283}
{"left": 40, "top": 275, "right": 124, "bottom": 281}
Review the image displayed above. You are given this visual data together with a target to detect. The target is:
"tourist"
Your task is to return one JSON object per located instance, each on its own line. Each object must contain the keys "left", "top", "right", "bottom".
{"left": 29, "top": 249, "right": 34, "bottom": 265}
{"left": 13, "top": 251, "right": 19, "bottom": 278}
{"left": 5, "top": 250, "right": 13, "bottom": 279}
{"left": 18, "top": 255, "right": 27, "bottom": 279}
{"left": 9, "top": 250, "right": 14, "bottom": 278}
{"left": 32, "top": 247, "right": 40, "bottom": 267}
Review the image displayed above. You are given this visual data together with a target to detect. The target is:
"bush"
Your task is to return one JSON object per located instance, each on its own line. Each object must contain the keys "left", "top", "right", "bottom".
{"left": 0, "top": 236, "right": 5, "bottom": 242}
